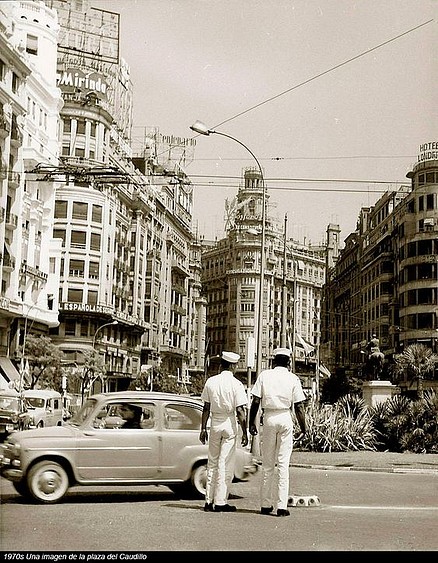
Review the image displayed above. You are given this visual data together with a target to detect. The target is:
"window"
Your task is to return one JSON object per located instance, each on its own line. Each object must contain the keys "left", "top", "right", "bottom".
{"left": 91, "top": 204, "right": 102, "bottom": 223}
{"left": 76, "top": 120, "right": 86, "bottom": 135}
{"left": 164, "top": 404, "right": 201, "bottom": 430}
{"left": 54, "top": 200, "right": 68, "bottom": 218}
{"left": 53, "top": 229, "right": 66, "bottom": 246}
{"left": 89, "top": 261, "right": 99, "bottom": 279}
{"left": 87, "top": 290, "right": 98, "bottom": 305}
{"left": 12, "top": 73, "right": 19, "bottom": 94}
{"left": 90, "top": 233, "right": 101, "bottom": 251}
{"left": 67, "top": 288, "right": 83, "bottom": 303}
{"left": 65, "top": 320, "right": 76, "bottom": 336}
{"left": 69, "top": 259, "right": 84, "bottom": 277}
{"left": 94, "top": 403, "right": 156, "bottom": 430}
{"left": 71, "top": 230, "right": 86, "bottom": 249}
{"left": 72, "top": 201, "right": 87, "bottom": 220}
{"left": 26, "top": 34, "right": 38, "bottom": 55}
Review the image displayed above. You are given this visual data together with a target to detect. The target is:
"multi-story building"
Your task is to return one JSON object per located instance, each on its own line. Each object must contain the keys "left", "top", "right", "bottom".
{"left": 322, "top": 144, "right": 438, "bottom": 393}
{"left": 201, "top": 167, "right": 339, "bottom": 394}
{"left": 0, "top": 0, "right": 62, "bottom": 388}
{"left": 0, "top": 0, "right": 206, "bottom": 394}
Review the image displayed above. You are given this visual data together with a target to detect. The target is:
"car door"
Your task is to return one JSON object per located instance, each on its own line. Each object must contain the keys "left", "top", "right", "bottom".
{"left": 159, "top": 401, "right": 205, "bottom": 479}
{"left": 75, "top": 401, "right": 160, "bottom": 481}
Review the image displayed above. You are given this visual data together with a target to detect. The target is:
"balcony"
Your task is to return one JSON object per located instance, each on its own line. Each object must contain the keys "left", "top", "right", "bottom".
{"left": 10, "top": 128, "right": 23, "bottom": 147}
{"left": 5, "top": 212, "right": 18, "bottom": 229}
{"left": 7, "top": 171, "right": 20, "bottom": 188}
{"left": 0, "top": 115, "right": 10, "bottom": 138}
{"left": 2, "top": 255, "right": 15, "bottom": 270}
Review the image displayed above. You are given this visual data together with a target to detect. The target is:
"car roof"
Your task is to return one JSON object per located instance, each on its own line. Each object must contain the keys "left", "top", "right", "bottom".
{"left": 0, "top": 389, "right": 20, "bottom": 397}
{"left": 23, "top": 389, "right": 61, "bottom": 397}
{"left": 88, "top": 391, "right": 203, "bottom": 404}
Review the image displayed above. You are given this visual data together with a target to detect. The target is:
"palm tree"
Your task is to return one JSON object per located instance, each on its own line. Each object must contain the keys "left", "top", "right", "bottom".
{"left": 391, "top": 343, "right": 438, "bottom": 399}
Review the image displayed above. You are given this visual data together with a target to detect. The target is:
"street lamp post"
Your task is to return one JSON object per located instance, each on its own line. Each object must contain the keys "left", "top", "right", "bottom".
{"left": 190, "top": 121, "right": 266, "bottom": 377}
{"left": 92, "top": 320, "right": 118, "bottom": 349}
{"left": 19, "top": 302, "right": 39, "bottom": 394}
{"left": 92, "top": 320, "right": 118, "bottom": 393}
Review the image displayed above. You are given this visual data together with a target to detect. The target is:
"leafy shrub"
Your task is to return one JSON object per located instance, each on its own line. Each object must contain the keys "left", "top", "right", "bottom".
{"left": 370, "top": 389, "right": 438, "bottom": 453}
{"left": 297, "top": 395, "right": 378, "bottom": 452}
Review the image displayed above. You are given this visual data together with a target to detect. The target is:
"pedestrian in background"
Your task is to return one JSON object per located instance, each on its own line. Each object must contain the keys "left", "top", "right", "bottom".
{"left": 200, "top": 351, "right": 249, "bottom": 512}
{"left": 249, "top": 348, "right": 306, "bottom": 517}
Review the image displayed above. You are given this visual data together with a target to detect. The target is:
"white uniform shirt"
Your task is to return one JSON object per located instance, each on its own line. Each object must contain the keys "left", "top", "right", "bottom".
{"left": 201, "top": 370, "right": 248, "bottom": 415}
{"left": 251, "top": 366, "right": 305, "bottom": 410}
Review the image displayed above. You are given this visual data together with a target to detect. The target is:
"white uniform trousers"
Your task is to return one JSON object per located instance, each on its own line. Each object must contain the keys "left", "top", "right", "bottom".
{"left": 205, "top": 413, "right": 237, "bottom": 506}
{"left": 260, "top": 409, "right": 293, "bottom": 510}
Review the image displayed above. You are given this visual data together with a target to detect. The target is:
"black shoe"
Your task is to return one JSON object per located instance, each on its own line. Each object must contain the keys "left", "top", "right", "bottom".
{"left": 203, "top": 503, "right": 214, "bottom": 512}
{"left": 260, "top": 506, "right": 274, "bottom": 515}
{"left": 277, "top": 509, "right": 290, "bottom": 517}
{"left": 214, "top": 504, "right": 237, "bottom": 512}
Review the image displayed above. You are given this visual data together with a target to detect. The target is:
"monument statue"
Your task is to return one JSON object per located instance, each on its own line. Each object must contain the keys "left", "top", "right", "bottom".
{"left": 364, "top": 334, "right": 385, "bottom": 381}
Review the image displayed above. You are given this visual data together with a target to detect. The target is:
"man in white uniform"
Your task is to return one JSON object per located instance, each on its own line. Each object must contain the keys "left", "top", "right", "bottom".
{"left": 200, "top": 351, "right": 249, "bottom": 512}
{"left": 249, "top": 348, "right": 306, "bottom": 517}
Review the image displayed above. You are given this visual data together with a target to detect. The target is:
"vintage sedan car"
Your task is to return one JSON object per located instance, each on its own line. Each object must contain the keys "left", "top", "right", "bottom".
{"left": 0, "top": 391, "right": 257, "bottom": 504}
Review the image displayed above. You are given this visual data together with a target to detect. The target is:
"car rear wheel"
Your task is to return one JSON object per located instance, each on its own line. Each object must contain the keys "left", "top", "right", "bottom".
{"left": 168, "top": 462, "right": 207, "bottom": 499}
{"left": 190, "top": 462, "right": 207, "bottom": 498}
{"left": 27, "top": 461, "right": 69, "bottom": 504}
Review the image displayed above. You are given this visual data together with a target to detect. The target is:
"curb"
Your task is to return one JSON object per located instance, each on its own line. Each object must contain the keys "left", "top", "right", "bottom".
{"left": 291, "top": 463, "right": 438, "bottom": 475}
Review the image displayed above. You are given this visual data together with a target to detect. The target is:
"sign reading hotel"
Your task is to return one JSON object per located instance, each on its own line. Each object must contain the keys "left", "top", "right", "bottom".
{"left": 417, "top": 142, "right": 438, "bottom": 163}
{"left": 56, "top": 68, "right": 108, "bottom": 99}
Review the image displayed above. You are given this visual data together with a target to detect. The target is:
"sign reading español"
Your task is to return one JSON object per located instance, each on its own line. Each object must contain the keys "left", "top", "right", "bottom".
{"left": 417, "top": 141, "right": 438, "bottom": 163}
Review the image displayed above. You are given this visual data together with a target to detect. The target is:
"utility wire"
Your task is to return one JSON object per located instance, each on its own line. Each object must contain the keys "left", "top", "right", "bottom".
{"left": 211, "top": 19, "right": 434, "bottom": 130}
{"left": 188, "top": 174, "right": 408, "bottom": 185}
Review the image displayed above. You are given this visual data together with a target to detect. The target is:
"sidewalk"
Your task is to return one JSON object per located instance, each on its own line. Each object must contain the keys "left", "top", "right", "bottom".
{"left": 290, "top": 449, "right": 438, "bottom": 474}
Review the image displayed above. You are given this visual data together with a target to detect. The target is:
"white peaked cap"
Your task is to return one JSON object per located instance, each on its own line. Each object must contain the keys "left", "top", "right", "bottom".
{"left": 221, "top": 351, "right": 240, "bottom": 363}
{"left": 273, "top": 348, "right": 292, "bottom": 357}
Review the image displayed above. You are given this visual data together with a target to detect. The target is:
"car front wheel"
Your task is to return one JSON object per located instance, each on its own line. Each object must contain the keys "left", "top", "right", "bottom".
{"left": 27, "top": 461, "right": 69, "bottom": 504}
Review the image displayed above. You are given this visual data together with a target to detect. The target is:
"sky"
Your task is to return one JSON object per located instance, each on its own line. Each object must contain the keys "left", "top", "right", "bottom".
{"left": 97, "top": 0, "right": 436, "bottom": 245}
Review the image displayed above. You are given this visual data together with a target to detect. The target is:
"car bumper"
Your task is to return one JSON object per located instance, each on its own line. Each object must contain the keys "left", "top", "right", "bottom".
{"left": 1, "top": 467, "right": 23, "bottom": 481}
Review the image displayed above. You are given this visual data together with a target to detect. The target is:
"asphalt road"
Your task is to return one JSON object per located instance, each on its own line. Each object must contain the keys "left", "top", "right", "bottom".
{"left": 1, "top": 466, "right": 437, "bottom": 553}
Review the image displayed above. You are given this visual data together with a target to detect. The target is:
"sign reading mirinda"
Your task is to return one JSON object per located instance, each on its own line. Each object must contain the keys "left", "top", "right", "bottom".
{"left": 56, "top": 69, "right": 108, "bottom": 98}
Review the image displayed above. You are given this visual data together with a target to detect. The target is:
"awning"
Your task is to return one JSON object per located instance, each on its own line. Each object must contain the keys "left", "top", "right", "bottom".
{"left": 319, "top": 363, "right": 331, "bottom": 378}
{"left": 0, "top": 357, "right": 20, "bottom": 383}
{"left": 294, "top": 333, "right": 315, "bottom": 355}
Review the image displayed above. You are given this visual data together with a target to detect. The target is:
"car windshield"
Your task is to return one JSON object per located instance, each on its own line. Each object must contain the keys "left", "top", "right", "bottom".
{"left": 68, "top": 398, "right": 98, "bottom": 426}
{"left": 26, "top": 397, "right": 45, "bottom": 408}
{"left": 0, "top": 397, "right": 19, "bottom": 411}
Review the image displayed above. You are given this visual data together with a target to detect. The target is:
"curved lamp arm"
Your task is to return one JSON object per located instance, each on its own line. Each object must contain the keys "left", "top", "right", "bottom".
{"left": 190, "top": 121, "right": 266, "bottom": 376}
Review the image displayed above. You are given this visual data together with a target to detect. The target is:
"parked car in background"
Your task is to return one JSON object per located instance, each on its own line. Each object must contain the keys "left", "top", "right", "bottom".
{"left": 0, "top": 390, "right": 31, "bottom": 441}
{"left": 23, "top": 389, "right": 63, "bottom": 429}
{"left": 0, "top": 391, "right": 257, "bottom": 504}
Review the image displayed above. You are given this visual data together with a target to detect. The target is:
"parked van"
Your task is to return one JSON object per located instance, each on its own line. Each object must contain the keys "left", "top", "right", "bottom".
{"left": 23, "top": 389, "right": 63, "bottom": 428}
{"left": 0, "top": 390, "right": 31, "bottom": 440}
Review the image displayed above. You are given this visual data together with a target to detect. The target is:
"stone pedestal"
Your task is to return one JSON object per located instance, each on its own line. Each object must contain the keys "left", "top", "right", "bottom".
{"left": 362, "top": 380, "right": 397, "bottom": 408}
